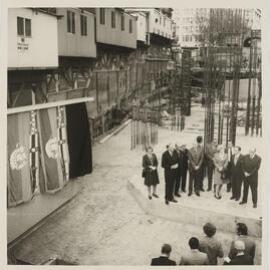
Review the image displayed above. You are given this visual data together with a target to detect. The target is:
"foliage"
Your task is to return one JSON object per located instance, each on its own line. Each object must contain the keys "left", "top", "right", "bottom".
{"left": 195, "top": 9, "right": 251, "bottom": 47}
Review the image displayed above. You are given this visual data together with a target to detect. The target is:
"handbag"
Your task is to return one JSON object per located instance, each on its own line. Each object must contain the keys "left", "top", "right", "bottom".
{"left": 142, "top": 169, "right": 147, "bottom": 178}
{"left": 221, "top": 171, "right": 227, "bottom": 180}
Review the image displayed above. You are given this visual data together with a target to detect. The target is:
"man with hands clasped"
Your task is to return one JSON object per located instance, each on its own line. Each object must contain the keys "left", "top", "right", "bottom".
{"left": 162, "top": 143, "right": 179, "bottom": 205}
{"left": 187, "top": 136, "right": 204, "bottom": 197}
{"left": 239, "top": 147, "right": 261, "bottom": 208}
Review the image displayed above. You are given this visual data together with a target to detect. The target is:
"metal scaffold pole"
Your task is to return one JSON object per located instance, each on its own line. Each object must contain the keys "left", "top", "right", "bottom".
{"left": 245, "top": 30, "right": 253, "bottom": 136}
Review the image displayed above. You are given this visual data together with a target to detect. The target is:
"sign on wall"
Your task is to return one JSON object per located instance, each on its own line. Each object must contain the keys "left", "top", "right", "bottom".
{"left": 17, "top": 37, "right": 29, "bottom": 51}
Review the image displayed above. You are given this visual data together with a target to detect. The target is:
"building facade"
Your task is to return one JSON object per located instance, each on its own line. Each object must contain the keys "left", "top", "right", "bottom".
{"left": 56, "top": 8, "right": 97, "bottom": 58}
{"left": 95, "top": 8, "right": 137, "bottom": 49}
{"left": 8, "top": 8, "right": 59, "bottom": 69}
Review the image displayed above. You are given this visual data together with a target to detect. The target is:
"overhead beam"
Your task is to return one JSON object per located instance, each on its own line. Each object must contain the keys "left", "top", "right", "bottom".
{"left": 7, "top": 97, "right": 94, "bottom": 115}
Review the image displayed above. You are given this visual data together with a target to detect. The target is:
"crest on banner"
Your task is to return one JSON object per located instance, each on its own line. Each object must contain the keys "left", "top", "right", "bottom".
{"left": 45, "top": 137, "right": 59, "bottom": 159}
{"left": 10, "top": 144, "right": 28, "bottom": 170}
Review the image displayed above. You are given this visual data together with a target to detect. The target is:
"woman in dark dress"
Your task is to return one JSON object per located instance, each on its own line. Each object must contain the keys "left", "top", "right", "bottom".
{"left": 142, "top": 146, "right": 159, "bottom": 199}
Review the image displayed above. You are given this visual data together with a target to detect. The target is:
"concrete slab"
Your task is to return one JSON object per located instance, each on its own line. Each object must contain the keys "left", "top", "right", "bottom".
{"left": 128, "top": 178, "right": 262, "bottom": 238}
{"left": 7, "top": 179, "right": 81, "bottom": 245}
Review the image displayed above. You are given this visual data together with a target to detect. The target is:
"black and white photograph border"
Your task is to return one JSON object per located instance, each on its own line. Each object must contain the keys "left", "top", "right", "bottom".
{"left": 1, "top": 0, "right": 270, "bottom": 269}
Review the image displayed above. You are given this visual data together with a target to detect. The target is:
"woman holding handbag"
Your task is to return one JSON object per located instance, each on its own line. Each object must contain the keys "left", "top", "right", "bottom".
{"left": 213, "top": 145, "right": 228, "bottom": 199}
{"left": 142, "top": 146, "right": 159, "bottom": 199}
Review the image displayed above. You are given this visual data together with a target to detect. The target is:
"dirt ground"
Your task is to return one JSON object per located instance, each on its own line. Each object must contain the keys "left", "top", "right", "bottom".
{"left": 12, "top": 104, "right": 263, "bottom": 265}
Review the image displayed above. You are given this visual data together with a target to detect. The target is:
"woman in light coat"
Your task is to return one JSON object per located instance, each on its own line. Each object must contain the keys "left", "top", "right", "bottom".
{"left": 213, "top": 145, "right": 228, "bottom": 199}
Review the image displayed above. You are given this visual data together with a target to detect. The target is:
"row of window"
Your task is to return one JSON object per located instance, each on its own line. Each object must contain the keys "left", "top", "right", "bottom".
{"left": 182, "top": 34, "right": 203, "bottom": 42}
{"left": 17, "top": 10, "right": 135, "bottom": 38}
{"left": 17, "top": 13, "right": 88, "bottom": 37}
{"left": 100, "top": 8, "right": 133, "bottom": 33}
{"left": 67, "top": 10, "right": 87, "bottom": 36}
{"left": 154, "top": 16, "right": 173, "bottom": 30}
{"left": 182, "top": 35, "right": 193, "bottom": 42}
{"left": 153, "top": 28, "right": 172, "bottom": 39}
{"left": 181, "top": 25, "right": 200, "bottom": 31}
{"left": 154, "top": 16, "right": 166, "bottom": 27}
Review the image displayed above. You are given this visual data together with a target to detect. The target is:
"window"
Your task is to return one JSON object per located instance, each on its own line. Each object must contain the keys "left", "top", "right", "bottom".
{"left": 67, "top": 11, "right": 71, "bottom": 32}
{"left": 121, "top": 14, "right": 125, "bottom": 31}
{"left": 72, "top": 12, "right": 75, "bottom": 33}
{"left": 111, "top": 11, "right": 116, "bottom": 28}
{"left": 25, "top": 18, "right": 31, "bottom": 36}
{"left": 17, "top": 17, "right": 24, "bottom": 36}
{"left": 17, "top": 17, "right": 31, "bottom": 37}
{"left": 100, "top": 8, "right": 105, "bottom": 24}
{"left": 129, "top": 19, "right": 132, "bottom": 33}
{"left": 80, "top": 15, "right": 87, "bottom": 36}
{"left": 67, "top": 10, "right": 75, "bottom": 33}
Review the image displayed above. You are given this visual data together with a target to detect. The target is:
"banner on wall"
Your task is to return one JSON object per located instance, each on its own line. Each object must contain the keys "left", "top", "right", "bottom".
{"left": 7, "top": 98, "right": 93, "bottom": 208}
{"left": 7, "top": 106, "right": 70, "bottom": 206}
{"left": 38, "top": 106, "right": 69, "bottom": 193}
{"left": 7, "top": 112, "right": 33, "bottom": 207}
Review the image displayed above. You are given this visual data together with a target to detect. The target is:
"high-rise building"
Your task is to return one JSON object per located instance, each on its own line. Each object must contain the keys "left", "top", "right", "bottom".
{"left": 173, "top": 8, "right": 261, "bottom": 49}
{"left": 172, "top": 8, "right": 209, "bottom": 49}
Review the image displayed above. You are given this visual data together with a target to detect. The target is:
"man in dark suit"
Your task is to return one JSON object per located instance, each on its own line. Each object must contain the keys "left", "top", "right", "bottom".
{"left": 174, "top": 144, "right": 182, "bottom": 197}
{"left": 225, "top": 140, "right": 234, "bottom": 192}
{"left": 188, "top": 136, "right": 204, "bottom": 196}
{"left": 180, "top": 144, "right": 189, "bottom": 192}
{"left": 230, "top": 146, "right": 244, "bottom": 201}
{"left": 151, "top": 244, "right": 176, "bottom": 266}
{"left": 205, "top": 139, "right": 218, "bottom": 191}
{"left": 224, "top": 240, "right": 253, "bottom": 265}
{"left": 162, "top": 143, "right": 179, "bottom": 204}
{"left": 240, "top": 148, "right": 261, "bottom": 208}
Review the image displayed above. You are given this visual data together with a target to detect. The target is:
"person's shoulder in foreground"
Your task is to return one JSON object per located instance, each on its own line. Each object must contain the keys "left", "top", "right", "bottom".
{"left": 180, "top": 237, "right": 209, "bottom": 265}
{"left": 151, "top": 256, "right": 176, "bottom": 266}
{"left": 151, "top": 244, "right": 176, "bottom": 266}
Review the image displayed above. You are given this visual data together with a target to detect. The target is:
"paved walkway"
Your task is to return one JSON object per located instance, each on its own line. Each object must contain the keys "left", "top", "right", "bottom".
{"left": 11, "top": 104, "right": 263, "bottom": 265}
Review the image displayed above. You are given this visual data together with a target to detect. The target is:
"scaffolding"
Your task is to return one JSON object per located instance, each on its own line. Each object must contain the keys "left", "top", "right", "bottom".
{"left": 199, "top": 9, "right": 261, "bottom": 146}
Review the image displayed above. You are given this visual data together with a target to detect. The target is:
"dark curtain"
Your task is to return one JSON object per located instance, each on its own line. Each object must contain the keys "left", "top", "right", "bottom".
{"left": 66, "top": 103, "right": 93, "bottom": 178}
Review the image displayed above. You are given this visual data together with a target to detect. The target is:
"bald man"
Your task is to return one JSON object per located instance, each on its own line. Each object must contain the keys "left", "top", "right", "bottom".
{"left": 240, "top": 148, "right": 261, "bottom": 208}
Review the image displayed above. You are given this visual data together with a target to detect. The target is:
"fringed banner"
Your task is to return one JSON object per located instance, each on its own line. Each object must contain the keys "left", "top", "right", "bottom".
{"left": 57, "top": 106, "right": 70, "bottom": 183}
{"left": 7, "top": 112, "right": 33, "bottom": 207}
{"left": 38, "top": 107, "right": 66, "bottom": 193}
{"left": 29, "top": 110, "right": 42, "bottom": 195}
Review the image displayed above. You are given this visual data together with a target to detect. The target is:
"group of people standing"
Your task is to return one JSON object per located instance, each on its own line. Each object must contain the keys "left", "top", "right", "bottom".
{"left": 142, "top": 135, "right": 261, "bottom": 208}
